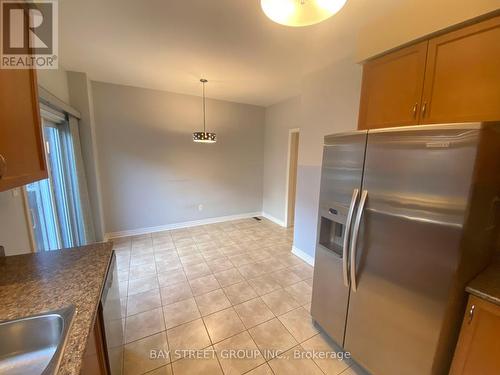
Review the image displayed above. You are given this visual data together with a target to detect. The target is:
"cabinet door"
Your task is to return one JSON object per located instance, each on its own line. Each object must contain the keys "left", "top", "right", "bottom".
{"left": 81, "top": 307, "right": 109, "bottom": 375}
{"left": 450, "top": 295, "right": 500, "bottom": 375}
{"left": 0, "top": 68, "right": 47, "bottom": 191}
{"left": 358, "top": 41, "right": 428, "bottom": 130}
{"left": 421, "top": 16, "right": 500, "bottom": 123}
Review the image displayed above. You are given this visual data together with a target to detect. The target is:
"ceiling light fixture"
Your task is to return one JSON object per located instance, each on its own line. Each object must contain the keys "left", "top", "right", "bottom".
{"left": 193, "top": 78, "right": 217, "bottom": 144}
{"left": 261, "top": 0, "right": 347, "bottom": 27}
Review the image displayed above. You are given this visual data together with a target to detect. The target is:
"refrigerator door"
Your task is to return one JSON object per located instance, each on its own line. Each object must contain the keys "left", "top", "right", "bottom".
{"left": 311, "top": 131, "right": 367, "bottom": 346}
{"left": 344, "top": 124, "right": 481, "bottom": 375}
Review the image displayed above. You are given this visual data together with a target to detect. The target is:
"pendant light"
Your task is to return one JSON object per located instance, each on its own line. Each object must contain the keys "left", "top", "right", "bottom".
{"left": 193, "top": 78, "right": 217, "bottom": 143}
{"left": 261, "top": 0, "right": 347, "bottom": 27}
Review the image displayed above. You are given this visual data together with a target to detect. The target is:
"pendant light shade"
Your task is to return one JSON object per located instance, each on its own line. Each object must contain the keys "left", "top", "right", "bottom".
{"left": 261, "top": 0, "right": 347, "bottom": 27}
{"left": 193, "top": 78, "right": 217, "bottom": 143}
{"left": 193, "top": 131, "right": 216, "bottom": 143}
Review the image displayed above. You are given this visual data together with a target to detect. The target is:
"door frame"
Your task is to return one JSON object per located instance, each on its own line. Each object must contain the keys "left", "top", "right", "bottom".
{"left": 284, "top": 128, "right": 300, "bottom": 228}
{"left": 21, "top": 188, "right": 36, "bottom": 253}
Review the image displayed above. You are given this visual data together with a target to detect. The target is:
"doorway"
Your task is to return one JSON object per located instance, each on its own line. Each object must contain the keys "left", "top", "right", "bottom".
{"left": 286, "top": 129, "right": 299, "bottom": 227}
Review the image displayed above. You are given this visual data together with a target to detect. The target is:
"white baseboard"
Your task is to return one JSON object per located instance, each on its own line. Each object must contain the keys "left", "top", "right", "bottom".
{"left": 292, "top": 245, "right": 315, "bottom": 266}
{"left": 261, "top": 212, "right": 286, "bottom": 227}
{"left": 105, "top": 211, "right": 262, "bottom": 239}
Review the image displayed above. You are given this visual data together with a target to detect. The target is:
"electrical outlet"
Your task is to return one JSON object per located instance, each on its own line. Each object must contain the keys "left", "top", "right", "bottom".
{"left": 198, "top": 204, "right": 203, "bottom": 212}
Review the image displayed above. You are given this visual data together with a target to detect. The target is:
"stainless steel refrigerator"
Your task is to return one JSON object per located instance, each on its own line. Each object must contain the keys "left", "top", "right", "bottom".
{"left": 311, "top": 122, "right": 500, "bottom": 375}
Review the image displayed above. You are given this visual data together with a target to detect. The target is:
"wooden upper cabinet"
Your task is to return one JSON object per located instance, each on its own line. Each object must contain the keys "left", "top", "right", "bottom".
{"left": 450, "top": 295, "right": 500, "bottom": 375}
{"left": 358, "top": 15, "right": 500, "bottom": 130}
{"left": 358, "top": 41, "right": 428, "bottom": 130}
{"left": 421, "top": 16, "right": 500, "bottom": 123}
{"left": 0, "top": 68, "right": 47, "bottom": 191}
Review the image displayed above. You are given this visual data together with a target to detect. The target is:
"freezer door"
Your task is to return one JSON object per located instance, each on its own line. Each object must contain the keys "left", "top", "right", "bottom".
{"left": 344, "top": 125, "right": 481, "bottom": 375}
{"left": 311, "top": 131, "right": 367, "bottom": 346}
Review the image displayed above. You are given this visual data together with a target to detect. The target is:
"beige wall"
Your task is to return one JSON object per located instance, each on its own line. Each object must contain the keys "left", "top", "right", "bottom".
{"left": 37, "top": 67, "right": 71, "bottom": 103}
{"left": 357, "top": 0, "right": 499, "bottom": 61}
{"left": 262, "top": 96, "right": 301, "bottom": 225}
{"left": 91, "top": 81, "right": 266, "bottom": 236}
{"left": 0, "top": 189, "right": 32, "bottom": 255}
{"left": 262, "top": 58, "right": 362, "bottom": 260}
{"left": 293, "top": 57, "right": 362, "bottom": 258}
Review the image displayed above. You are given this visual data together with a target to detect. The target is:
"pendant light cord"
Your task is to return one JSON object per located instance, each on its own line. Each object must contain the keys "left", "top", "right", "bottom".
{"left": 202, "top": 80, "right": 207, "bottom": 132}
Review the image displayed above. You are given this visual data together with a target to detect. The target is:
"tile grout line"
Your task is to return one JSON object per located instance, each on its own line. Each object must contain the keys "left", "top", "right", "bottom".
{"left": 118, "top": 219, "right": 309, "bottom": 374}
{"left": 173, "top": 235, "right": 226, "bottom": 375}
{"left": 122, "top": 266, "right": 309, "bottom": 338}
{"left": 156, "top": 233, "right": 173, "bottom": 375}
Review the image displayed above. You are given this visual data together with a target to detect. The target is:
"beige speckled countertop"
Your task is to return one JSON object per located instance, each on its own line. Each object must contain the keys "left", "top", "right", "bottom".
{"left": 466, "top": 261, "right": 500, "bottom": 306}
{"left": 0, "top": 242, "right": 113, "bottom": 375}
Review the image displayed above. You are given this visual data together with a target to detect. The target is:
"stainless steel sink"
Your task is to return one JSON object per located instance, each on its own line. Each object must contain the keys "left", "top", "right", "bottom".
{"left": 0, "top": 305, "right": 76, "bottom": 375}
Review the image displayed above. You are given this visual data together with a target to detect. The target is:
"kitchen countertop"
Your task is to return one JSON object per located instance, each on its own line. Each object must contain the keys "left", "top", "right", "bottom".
{"left": 466, "top": 261, "right": 500, "bottom": 306}
{"left": 0, "top": 242, "right": 114, "bottom": 375}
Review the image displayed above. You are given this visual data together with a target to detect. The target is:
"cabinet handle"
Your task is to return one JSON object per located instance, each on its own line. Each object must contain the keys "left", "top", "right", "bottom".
{"left": 468, "top": 304, "right": 475, "bottom": 324}
{"left": 421, "top": 102, "right": 427, "bottom": 118}
{"left": 0, "top": 154, "right": 6, "bottom": 179}
{"left": 412, "top": 103, "right": 418, "bottom": 118}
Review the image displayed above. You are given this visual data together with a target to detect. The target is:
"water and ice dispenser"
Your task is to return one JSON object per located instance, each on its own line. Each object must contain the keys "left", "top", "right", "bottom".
{"left": 318, "top": 205, "right": 347, "bottom": 258}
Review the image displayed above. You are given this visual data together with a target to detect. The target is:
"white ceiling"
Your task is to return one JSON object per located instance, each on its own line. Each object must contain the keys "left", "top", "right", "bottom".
{"left": 59, "top": 0, "right": 397, "bottom": 106}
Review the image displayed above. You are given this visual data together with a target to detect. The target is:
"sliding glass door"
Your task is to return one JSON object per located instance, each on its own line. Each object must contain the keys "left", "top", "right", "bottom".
{"left": 25, "top": 151, "right": 61, "bottom": 251}
{"left": 26, "top": 110, "right": 91, "bottom": 251}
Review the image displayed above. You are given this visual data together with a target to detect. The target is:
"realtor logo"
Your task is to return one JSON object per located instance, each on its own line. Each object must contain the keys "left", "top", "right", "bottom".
{"left": 1, "top": 0, "right": 58, "bottom": 69}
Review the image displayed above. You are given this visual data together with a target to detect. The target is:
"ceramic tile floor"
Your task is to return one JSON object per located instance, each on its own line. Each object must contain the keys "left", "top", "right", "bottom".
{"left": 112, "top": 218, "right": 366, "bottom": 375}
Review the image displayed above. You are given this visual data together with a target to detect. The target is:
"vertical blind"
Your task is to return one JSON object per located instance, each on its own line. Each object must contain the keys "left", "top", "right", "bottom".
{"left": 27, "top": 104, "right": 95, "bottom": 250}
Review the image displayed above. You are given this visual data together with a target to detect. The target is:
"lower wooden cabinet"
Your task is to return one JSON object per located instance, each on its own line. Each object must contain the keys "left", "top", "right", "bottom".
{"left": 81, "top": 306, "right": 109, "bottom": 375}
{"left": 450, "top": 295, "right": 500, "bottom": 375}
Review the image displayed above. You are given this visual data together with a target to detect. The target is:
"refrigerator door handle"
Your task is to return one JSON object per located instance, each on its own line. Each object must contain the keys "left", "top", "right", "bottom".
{"left": 342, "top": 188, "right": 359, "bottom": 287}
{"left": 350, "top": 190, "right": 368, "bottom": 292}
